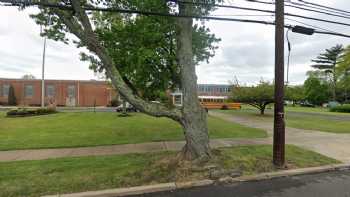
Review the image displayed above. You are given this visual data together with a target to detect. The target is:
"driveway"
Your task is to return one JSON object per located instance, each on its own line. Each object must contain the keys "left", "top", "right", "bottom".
{"left": 209, "top": 111, "right": 350, "bottom": 163}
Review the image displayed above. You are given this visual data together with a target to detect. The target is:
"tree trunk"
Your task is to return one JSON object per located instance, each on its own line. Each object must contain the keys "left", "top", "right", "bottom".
{"left": 332, "top": 66, "right": 337, "bottom": 101}
{"left": 260, "top": 103, "right": 268, "bottom": 115}
{"left": 260, "top": 108, "right": 265, "bottom": 115}
{"left": 177, "top": 1, "right": 211, "bottom": 161}
{"left": 260, "top": 105, "right": 265, "bottom": 115}
{"left": 180, "top": 110, "right": 211, "bottom": 161}
{"left": 122, "top": 99, "right": 127, "bottom": 115}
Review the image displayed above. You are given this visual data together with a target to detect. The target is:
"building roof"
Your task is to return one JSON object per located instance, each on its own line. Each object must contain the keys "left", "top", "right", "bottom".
{"left": 0, "top": 78, "right": 109, "bottom": 84}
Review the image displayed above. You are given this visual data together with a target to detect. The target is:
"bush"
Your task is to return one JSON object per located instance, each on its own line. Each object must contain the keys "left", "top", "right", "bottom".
{"left": 109, "top": 98, "right": 121, "bottom": 107}
{"left": 6, "top": 108, "right": 57, "bottom": 117}
{"left": 330, "top": 104, "right": 350, "bottom": 113}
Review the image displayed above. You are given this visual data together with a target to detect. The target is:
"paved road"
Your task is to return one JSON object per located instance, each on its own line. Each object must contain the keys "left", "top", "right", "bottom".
{"left": 132, "top": 170, "right": 350, "bottom": 197}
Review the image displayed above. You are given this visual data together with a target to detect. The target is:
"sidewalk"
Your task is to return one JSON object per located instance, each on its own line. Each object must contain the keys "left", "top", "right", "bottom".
{"left": 209, "top": 111, "right": 350, "bottom": 163}
{"left": 0, "top": 138, "right": 270, "bottom": 162}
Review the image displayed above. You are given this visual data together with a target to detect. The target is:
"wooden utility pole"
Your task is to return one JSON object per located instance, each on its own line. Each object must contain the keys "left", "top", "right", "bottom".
{"left": 273, "top": 0, "right": 285, "bottom": 167}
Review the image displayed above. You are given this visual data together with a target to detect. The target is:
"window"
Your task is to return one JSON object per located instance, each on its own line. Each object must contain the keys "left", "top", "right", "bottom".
{"left": 2, "top": 84, "right": 9, "bottom": 97}
{"left": 46, "top": 85, "right": 55, "bottom": 97}
{"left": 67, "top": 85, "right": 76, "bottom": 98}
{"left": 24, "top": 85, "right": 34, "bottom": 98}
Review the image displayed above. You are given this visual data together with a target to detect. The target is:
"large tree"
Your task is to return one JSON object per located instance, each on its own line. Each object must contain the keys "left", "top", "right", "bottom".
{"left": 304, "top": 76, "right": 330, "bottom": 106}
{"left": 338, "top": 45, "right": 350, "bottom": 103}
{"left": 81, "top": 1, "right": 220, "bottom": 100}
{"left": 26, "top": 0, "right": 220, "bottom": 161}
{"left": 311, "top": 44, "right": 344, "bottom": 101}
{"left": 285, "top": 85, "right": 305, "bottom": 106}
{"left": 231, "top": 81, "right": 274, "bottom": 115}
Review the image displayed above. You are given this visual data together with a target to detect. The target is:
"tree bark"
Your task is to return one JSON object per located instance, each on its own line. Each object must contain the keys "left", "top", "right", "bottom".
{"left": 177, "top": 1, "right": 211, "bottom": 161}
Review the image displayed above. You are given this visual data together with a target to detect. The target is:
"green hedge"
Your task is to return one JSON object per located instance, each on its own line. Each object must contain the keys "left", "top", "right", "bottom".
{"left": 330, "top": 104, "right": 350, "bottom": 113}
{"left": 6, "top": 108, "right": 57, "bottom": 117}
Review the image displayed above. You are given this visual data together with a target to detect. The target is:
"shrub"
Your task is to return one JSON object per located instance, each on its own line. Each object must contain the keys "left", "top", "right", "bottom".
{"left": 110, "top": 98, "right": 121, "bottom": 107}
{"left": 6, "top": 108, "right": 57, "bottom": 117}
{"left": 330, "top": 104, "right": 350, "bottom": 113}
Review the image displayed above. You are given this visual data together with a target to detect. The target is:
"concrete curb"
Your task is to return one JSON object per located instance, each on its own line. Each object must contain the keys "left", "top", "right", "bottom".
{"left": 41, "top": 183, "right": 177, "bottom": 197}
{"left": 218, "top": 163, "right": 350, "bottom": 183}
{"left": 41, "top": 163, "right": 350, "bottom": 197}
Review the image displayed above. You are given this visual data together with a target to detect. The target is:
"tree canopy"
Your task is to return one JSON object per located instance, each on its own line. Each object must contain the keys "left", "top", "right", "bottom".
{"left": 231, "top": 81, "right": 274, "bottom": 115}
{"left": 285, "top": 85, "right": 305, "bottom": 105}
{"left": 80, "top": 1, "right": 220, "bottom": 100}
{"left": 304, "top": 76, "right": 329, "bottom": 106}
{"left": 311, "top": 44, "right": 344, "bottom": 101}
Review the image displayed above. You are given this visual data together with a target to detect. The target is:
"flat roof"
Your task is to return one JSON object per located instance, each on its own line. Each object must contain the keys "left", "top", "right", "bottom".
{"left": 0, "top": 78, "right": 108, "bottom": 84}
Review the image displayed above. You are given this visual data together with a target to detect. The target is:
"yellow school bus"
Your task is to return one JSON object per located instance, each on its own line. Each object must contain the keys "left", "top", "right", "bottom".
{"left": 198, "top": 96, "right": 241, "bottom": 110}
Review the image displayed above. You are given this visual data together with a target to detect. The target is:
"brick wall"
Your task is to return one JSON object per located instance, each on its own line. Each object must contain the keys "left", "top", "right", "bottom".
{"left": 0, "top": 78, "right": 117, "bottom": 107}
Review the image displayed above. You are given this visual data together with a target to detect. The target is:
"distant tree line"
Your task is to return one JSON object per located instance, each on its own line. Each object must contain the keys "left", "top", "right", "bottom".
{"left": 230, "top": 44, "right": 350, "bottom": 114}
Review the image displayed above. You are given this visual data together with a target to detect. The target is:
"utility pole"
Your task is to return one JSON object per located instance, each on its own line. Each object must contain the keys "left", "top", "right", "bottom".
{"left": 273, "top": 0, "right": 285, "bottom": 167}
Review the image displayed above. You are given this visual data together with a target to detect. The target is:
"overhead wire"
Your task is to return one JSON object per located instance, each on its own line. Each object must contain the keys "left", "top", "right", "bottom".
{"left": 287, "top": 0, "right": 350, "bottom": 18}
{"left": 296, "top": 0, "right": 350, "bottom": 15}
{"left": 167, "top": 0, "right": 350, "bottom": 27}
{"left": 285, "top": 18, "right": 343, "bottom": 35}
{"left": 0, "top": 0, "right": 350, "bottom": 38}
{"left": 245, "top": 0, "right": 350, "bottom": 20}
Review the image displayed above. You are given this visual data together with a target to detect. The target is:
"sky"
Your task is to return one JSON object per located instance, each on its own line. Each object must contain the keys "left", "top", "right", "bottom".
{"left": 0, "top": 0, "right": 349, "bottom": 85}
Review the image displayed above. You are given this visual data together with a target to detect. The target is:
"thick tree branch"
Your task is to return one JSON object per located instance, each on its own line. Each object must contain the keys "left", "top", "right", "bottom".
{"left": 52, "top": 0, "right": 182, "bottom": 121}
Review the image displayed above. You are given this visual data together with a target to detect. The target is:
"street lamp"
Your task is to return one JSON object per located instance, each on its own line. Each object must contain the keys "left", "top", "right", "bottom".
{"left": 41, "top": 31, "right": 47, "bottom": 108}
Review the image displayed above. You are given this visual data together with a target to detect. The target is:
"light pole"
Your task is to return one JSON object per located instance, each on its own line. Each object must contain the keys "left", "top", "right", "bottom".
{"left": 41, "top": 35, "right": 47, "bottom": 108}
{"left": 40, "top": 17, "right": 51, "bottom": 108}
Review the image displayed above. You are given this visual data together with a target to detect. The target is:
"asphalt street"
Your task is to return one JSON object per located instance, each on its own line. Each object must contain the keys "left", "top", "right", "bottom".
{"left": 130, "top": 170, "right": 350, "bottom": 197}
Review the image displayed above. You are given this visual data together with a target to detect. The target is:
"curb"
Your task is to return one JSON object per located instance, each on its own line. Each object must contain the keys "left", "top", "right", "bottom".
{"left": 42, "top": 183, "right": 176, "bottom": 197}
{"left": 218, "top": 163, "right": 350, "bottom": 183}
{"left": 42, "top": 163, "right": 350, "bottom": 197}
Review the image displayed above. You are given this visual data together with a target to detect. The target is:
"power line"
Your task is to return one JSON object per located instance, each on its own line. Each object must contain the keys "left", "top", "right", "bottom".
{"left": 246, "top": 0, "right": 350, "bottom": 20}
{"left": 1, "top": 0, "right": 350, "bottom": 38}
{"left": 285, "top": 18, "right": 342, "bottom": 35}
{"left": 288, "top": 1, "right": 350, "bottom": 18}
{"left": 297, "top": 0, "right": 350, "bottom": 15}
{"left": 211, "top": 14, "right": 273, "bottom": 17}
{"left": 167, "top": 0, "right": 350, "bottom": 27}
{"left": 3, "top": 0, "right": 350, "bottom": 27}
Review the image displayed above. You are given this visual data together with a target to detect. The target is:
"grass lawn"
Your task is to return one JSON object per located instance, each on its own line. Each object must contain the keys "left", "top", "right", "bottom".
{"left": 285, "top": 106, "right": 350, "bottom": 115}
{"left": 0, "top": 112, "right": 267, "bottom": 151}
{"left": 0, "top": 145, "right": 339, "bottom": 197}
{"left": 220, "top": 106, "right": 350, "bottom": 134}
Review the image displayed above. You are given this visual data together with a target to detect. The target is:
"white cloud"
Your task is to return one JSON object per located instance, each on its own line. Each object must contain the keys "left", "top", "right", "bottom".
{"left": 0, "top": 7, "right": 96, "bottom": 80}
{"left": 0, "top": 1, "right": 349, "bottom": 84}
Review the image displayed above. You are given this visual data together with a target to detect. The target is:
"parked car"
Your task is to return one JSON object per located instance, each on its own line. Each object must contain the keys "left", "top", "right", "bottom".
{"left": 300, "top": 101, "right": 315, "bottom": 107}
{"left": 115, "top": 103, "right": 138, "bottom": 112}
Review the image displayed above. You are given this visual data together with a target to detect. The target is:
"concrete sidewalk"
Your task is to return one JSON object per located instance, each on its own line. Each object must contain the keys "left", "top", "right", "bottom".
{"left": 0, "top": 138, "right": 270, "bottom": 162}
{"left": 210, "top": 111, "right": 350, "bottom": 163}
